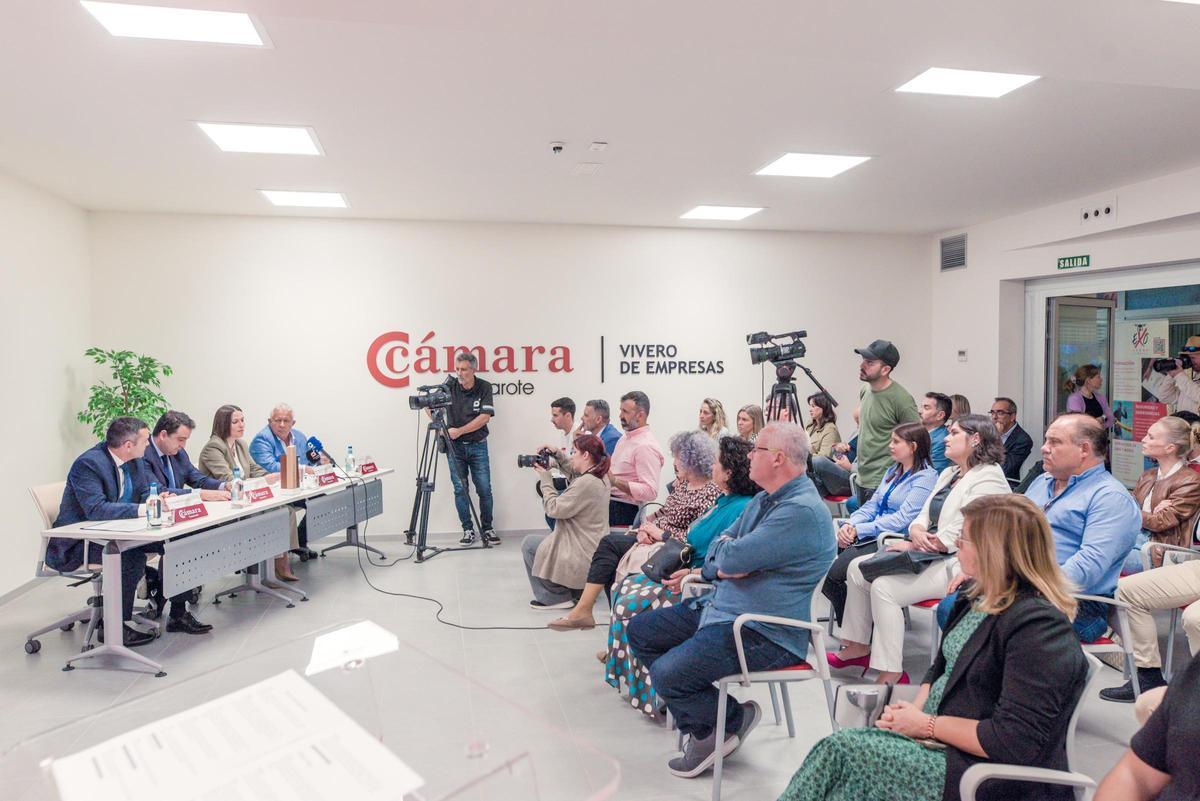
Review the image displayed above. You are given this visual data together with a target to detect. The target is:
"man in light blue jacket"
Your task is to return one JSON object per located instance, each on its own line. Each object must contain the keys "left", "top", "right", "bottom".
{"left": 250, "top": 403, "right": 323, "bottom": 558}
{"left": 627, "top": 422, "right": 836, "bottom": 779}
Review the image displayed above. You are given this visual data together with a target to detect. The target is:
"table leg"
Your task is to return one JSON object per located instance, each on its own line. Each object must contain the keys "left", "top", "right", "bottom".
{"left": 64, "top": 541, "right": 165, "bottom": 677}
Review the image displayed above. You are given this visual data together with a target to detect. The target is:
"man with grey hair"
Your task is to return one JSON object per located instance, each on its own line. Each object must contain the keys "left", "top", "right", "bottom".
{"left": 627, "top": 422, "right": 836, "bottom": 778}
{"left": 446, "top": 351, "right": 497, "bottom": 545}
{"left": 250, "top": 402, "right": 326, "bottom": 560}
{"left": 579, "top": 399, "right": 622, "bottom": 455}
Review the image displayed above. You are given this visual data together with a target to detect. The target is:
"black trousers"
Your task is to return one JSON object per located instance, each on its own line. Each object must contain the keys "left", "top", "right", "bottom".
{"left": 820, "top": 540, "right": 877, "bottom": 625}
{"left": 609, "top": 499, "right": 640, "bottom": 527}
{"left": 84, "top": 542, "right": 150, "bottom": 623}
{"left": 144, "top": 542, "right": 200, "bottom": 618}
{"left": 585, "top": 532, "right": 638, "bottom": 595}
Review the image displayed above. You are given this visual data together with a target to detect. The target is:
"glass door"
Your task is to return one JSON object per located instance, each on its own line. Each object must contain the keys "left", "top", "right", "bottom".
{"left": 1045, "top": 296, "right": 1116, "bottom": 428}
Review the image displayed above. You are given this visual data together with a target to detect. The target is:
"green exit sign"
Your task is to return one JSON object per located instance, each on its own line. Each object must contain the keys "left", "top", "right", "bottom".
{"left": 1057, "top": 255, "right": 1090, "bottom": 270}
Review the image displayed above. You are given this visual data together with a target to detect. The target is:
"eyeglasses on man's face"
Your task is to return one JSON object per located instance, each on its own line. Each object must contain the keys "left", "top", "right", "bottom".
{"left": 988, "top": 409, "right": 1013, "bottom": 417}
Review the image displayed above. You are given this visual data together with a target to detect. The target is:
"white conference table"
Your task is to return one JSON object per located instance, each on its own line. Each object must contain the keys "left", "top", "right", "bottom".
{"left": 43, "top": 468, "right": 394, "bottom": 677}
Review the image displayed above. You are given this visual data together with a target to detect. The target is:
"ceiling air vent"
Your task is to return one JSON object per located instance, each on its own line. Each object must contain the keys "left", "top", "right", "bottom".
{"left": 940, "top": 233, "right": 967, "bottom": 271}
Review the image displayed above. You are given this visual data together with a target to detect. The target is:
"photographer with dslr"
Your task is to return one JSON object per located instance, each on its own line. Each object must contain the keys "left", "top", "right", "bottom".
{"left": 1144, "top": 336, "right": 1200, "bottom": 415}
{"left": 444, "top": 352, "right": 498, "bottom": 545}
{"left": 521, "top": 434, "right": 612, "bottom": 610}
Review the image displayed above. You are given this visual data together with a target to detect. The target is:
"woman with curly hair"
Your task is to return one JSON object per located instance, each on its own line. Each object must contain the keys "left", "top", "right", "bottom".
{"left": 602, "top": 435, "right": 761, "bottom": 716}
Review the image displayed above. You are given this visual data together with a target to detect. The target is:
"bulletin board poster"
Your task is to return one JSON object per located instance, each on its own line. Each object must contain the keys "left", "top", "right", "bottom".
{"left": 1111, "top": 320, "right": 1170, "bottom": 486}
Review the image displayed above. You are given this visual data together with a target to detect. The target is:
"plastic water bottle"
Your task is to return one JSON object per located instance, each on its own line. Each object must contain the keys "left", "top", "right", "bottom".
{"left": 345, "top": 445, "right": 356, "bottom": 474}
{"left": 146, "top": 482, "right": 163, "bottom": 528}
{"left": 231, "top": 466, "right": 244, "bottom": 502}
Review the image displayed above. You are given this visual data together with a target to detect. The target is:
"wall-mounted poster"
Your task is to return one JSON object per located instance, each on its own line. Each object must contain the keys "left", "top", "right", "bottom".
{"left": 1112, "top": 320, "right": 1170, "bottom": 486}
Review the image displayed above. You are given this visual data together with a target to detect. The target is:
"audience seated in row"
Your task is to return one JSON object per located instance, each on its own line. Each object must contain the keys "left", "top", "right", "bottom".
{"left": 780, "top": 495, "right": 1089, "bottom": 801}
{"left": 943, "top": 414, "right": 1141, "bottom": 643}
{"left": 821, "top": 422, "right": 938, "bottom": 628}
{"left": 603, "top": 436, "right": 761, "bottom": 716}
{"left": 831, "top": 414, "right": 1011, "bottom": 684}
{"left": 547, "top": 430, "right": 718, "bottom": 631}
{"left": 627, "top": 422, "right": 836, "bottom": 778}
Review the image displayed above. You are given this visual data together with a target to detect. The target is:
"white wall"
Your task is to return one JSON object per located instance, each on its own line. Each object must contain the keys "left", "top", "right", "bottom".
{"left": 931, "top": 163, "right": 1200, "bottom": 438}
{"left": 88, "top": 213, "right": 931, "bottom": 538}
{"left": 0, "top": 173, "right": 92, "bottom": 598}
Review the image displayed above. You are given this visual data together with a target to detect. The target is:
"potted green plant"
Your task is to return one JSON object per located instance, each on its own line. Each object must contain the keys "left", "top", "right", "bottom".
{"left": 76, "top": 348, "right": 173, "bottom": 440}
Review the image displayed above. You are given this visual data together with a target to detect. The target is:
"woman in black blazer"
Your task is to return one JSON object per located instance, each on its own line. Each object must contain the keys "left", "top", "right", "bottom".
{"left": 779, "top": 494, "right": 1088, "bottom": 801}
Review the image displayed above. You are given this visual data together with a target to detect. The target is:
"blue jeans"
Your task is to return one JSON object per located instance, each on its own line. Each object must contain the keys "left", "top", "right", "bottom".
{"left": 1121, "top": 530, "right": 1151, "bottom": 575}
{"left": 627, "top": 602, "right": 798, "bottom": 739}
{"left": 446, "top": 439, "right": 493, "bottom": 531}
{"left": 937, "top": 588, "right": 1111, "bottom": 643}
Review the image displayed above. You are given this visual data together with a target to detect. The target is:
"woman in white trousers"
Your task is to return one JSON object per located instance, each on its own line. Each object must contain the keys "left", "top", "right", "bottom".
{"left": 830, "top": 414, "right": 1011, "bottom": 683}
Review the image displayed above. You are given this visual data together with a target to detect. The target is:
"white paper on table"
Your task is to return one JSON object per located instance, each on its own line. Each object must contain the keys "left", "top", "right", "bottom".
{"left": 50, "top": 669, "right": 423, "bottom": 801}
{"left": 305, "top": 621, "right": 400, "bottom": 676}
{"left": 79, "top": 518, "right": 149, "bottom": 533}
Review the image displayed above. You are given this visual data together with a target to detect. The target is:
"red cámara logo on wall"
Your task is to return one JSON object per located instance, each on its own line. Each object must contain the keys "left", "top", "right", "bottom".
{"left": 367, "top": 330, "right": 573, "bottom": 389}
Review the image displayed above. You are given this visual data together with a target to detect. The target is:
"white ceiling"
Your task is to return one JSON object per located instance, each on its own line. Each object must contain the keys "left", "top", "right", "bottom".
{"left": 5, "top": 0, "right": 1200, "bottom": 233}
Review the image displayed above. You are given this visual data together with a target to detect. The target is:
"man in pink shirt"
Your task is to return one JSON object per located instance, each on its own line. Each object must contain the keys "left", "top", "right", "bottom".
{"left": 609, "top": 390, "right": 665, "bottom": 524}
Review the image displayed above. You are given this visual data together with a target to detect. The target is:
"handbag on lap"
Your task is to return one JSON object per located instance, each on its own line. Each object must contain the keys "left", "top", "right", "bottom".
{"left": 858, "top": 547, "right": 948, "bottom": 582}
{"left": 641, "top": 539, "right": 695, "bottom": 584}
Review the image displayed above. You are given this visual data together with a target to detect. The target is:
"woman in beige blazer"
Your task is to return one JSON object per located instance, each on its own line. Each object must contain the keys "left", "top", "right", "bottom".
{"left": 834, "top": 414, "right": 1011, "bottom": 683}
{"left": 522, "top": 434, "right": 612, "bottom": 610}
{"left": 198, "top": 405, "right": 291, "bottom": 579}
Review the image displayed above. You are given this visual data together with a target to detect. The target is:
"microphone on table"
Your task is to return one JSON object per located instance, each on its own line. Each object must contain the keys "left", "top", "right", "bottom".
{"left": 306, "top": 436, "right": 339, "bottom": 468}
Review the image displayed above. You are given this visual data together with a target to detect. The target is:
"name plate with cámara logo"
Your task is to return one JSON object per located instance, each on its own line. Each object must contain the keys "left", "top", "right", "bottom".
{"left": 358, "top": 462, "right": 378, "bottom": 475}
{"left": 173, "top": 502, "right": 209, "bottom": 522}
{"left": 317, "top": 472, "right": 340, "bottom": 487}
{"left": 246, "top": 485, "right": 275, "bottom": 503}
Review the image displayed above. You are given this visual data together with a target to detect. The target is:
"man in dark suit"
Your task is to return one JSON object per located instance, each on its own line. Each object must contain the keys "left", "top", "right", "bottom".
{"left": 48, "top": 417, "right": 157, "bottom": 648}
{"left": 143, "top": 411, "right": 231, "bottom": 634}
{"left": 992, "top": 396, "right": 1033, "bottom": 482}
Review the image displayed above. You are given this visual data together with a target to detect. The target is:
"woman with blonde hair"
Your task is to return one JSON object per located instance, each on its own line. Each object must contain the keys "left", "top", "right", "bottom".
{"left": 735, "top": 404, "right": 765, "bottom": 442}
{"left": 698, "top": 398, "right": 729, "bottom": 440}
{"left": 779, "top": 494, "right": 1089, "bottom": 801}
{"left": 1124, "top": 415, "right": 1200, "bottom": 573}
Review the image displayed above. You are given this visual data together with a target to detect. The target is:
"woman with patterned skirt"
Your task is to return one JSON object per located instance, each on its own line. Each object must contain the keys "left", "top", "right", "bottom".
{"left": 605, "top": 436, "right": 760, "bottom": 715}
{"left": 778, "top": 495, "right": 1088, "bottom": 801}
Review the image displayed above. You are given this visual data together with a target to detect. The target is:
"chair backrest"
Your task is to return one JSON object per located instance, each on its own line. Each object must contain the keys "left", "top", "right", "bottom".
{"left": 30, "top": 482, "right": 65, "bottom": 530}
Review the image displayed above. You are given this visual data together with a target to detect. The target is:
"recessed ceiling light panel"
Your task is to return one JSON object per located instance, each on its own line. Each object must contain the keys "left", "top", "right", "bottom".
{"left": 260, "top": 190, "right": 348, "bottom": 209}
{"left": 680, "top": 205, "right": 763, "bottom": 221}
{"left": 756, "top": 153, "right": 871, "bottom": 178}
{"left": 80, "top": 1, "right": 267, "bottom": 46}
{"left": 197, "top": 123, "right": 322, "bottom": 155}
{"left": 896, "top": 67, "right": 1040, "bottom": 98}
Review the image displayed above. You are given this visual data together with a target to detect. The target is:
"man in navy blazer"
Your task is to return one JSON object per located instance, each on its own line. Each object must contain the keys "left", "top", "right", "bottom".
{"left": 143, "top": 411, "right": 230, "bottom": 635}
{"left": 48, "top": 417, "right": 156, "bottom": 648}
{"left": 991, "top": 397, "right": 1034, "bottom": 482}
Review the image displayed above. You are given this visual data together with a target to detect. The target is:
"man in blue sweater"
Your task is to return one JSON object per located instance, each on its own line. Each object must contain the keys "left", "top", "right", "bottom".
{"left": 627, "top": 422, "right": 836, "bottom": 778}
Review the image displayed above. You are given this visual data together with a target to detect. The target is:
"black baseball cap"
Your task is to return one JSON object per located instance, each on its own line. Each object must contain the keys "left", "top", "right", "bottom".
{"left": 854, "top": 339, "right": 900, "bottom": 368}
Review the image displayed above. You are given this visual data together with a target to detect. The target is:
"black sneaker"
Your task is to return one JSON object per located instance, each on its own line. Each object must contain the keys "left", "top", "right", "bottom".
{"left": 1099, "top": 667, "right": 1168, "bottom": 703}
{"left": 459, "top": 529, "right": 477, "bottom": 545}
{"left": 482, "top": 529, "right": 501, "bottom": 545}
{"left": 667, "top": 730, "right": 739, "bottom": 778}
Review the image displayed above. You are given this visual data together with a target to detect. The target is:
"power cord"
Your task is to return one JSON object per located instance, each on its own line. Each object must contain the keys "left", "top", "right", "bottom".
{"left": 340, "top": 464, "right": 551, "bottom": 631}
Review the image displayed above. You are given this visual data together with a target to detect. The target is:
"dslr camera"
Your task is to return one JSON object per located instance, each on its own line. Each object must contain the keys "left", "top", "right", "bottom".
{"left": 517, "top": 447, "right": 556, "bottom": 469}
{"left": 408, "top": 382, "right": 452, "bottom": 411}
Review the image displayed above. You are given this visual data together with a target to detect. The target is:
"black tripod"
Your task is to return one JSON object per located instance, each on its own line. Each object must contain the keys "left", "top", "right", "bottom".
{"left": 765, "top": 359, "right": 838, "bottom": 424}
{"left": 404, "top": 407, "right": 490, "bottom": 563}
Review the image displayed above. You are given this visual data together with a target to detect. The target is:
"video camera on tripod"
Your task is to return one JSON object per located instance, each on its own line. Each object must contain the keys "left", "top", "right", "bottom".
{"left": 746, "top": 329, "right": 836, "bottom": 424}
{"left": 747, "top": 330, "right": 807, "bottom": 366}
{"left": 408, "top": 382, "right": 452, "bottom": 411}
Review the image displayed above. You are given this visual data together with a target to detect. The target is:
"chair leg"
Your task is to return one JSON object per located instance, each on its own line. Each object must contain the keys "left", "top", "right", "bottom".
{"left": 821, "top": 677, "right": 838, "bottom": 732}
{"left": 712, "top": 682, "right": 729, "bottom": 801}
{"left": 768, "top": 682, "right": 782, "bottom": 725}
{"left": 780, "top": 682, "right": 796, "bottom": 738}
{"left": 1164, "top": 609, "right": 1180, "bottom": 683}
{"left": 929, "top": 615, "right": 940, "bottom": 666}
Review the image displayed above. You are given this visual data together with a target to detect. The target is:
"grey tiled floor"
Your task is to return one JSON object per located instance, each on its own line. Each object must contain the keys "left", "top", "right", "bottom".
{"left": 0, "top": 530, "right": 1174, "bottom": 800}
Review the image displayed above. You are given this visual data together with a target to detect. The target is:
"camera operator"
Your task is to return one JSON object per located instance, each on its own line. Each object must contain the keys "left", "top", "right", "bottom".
{"left": 1144, "top": 336, "right": 1200, "bottom": 415}
{"left": 445, "top": 352, "right": 498, "bottom": 545}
